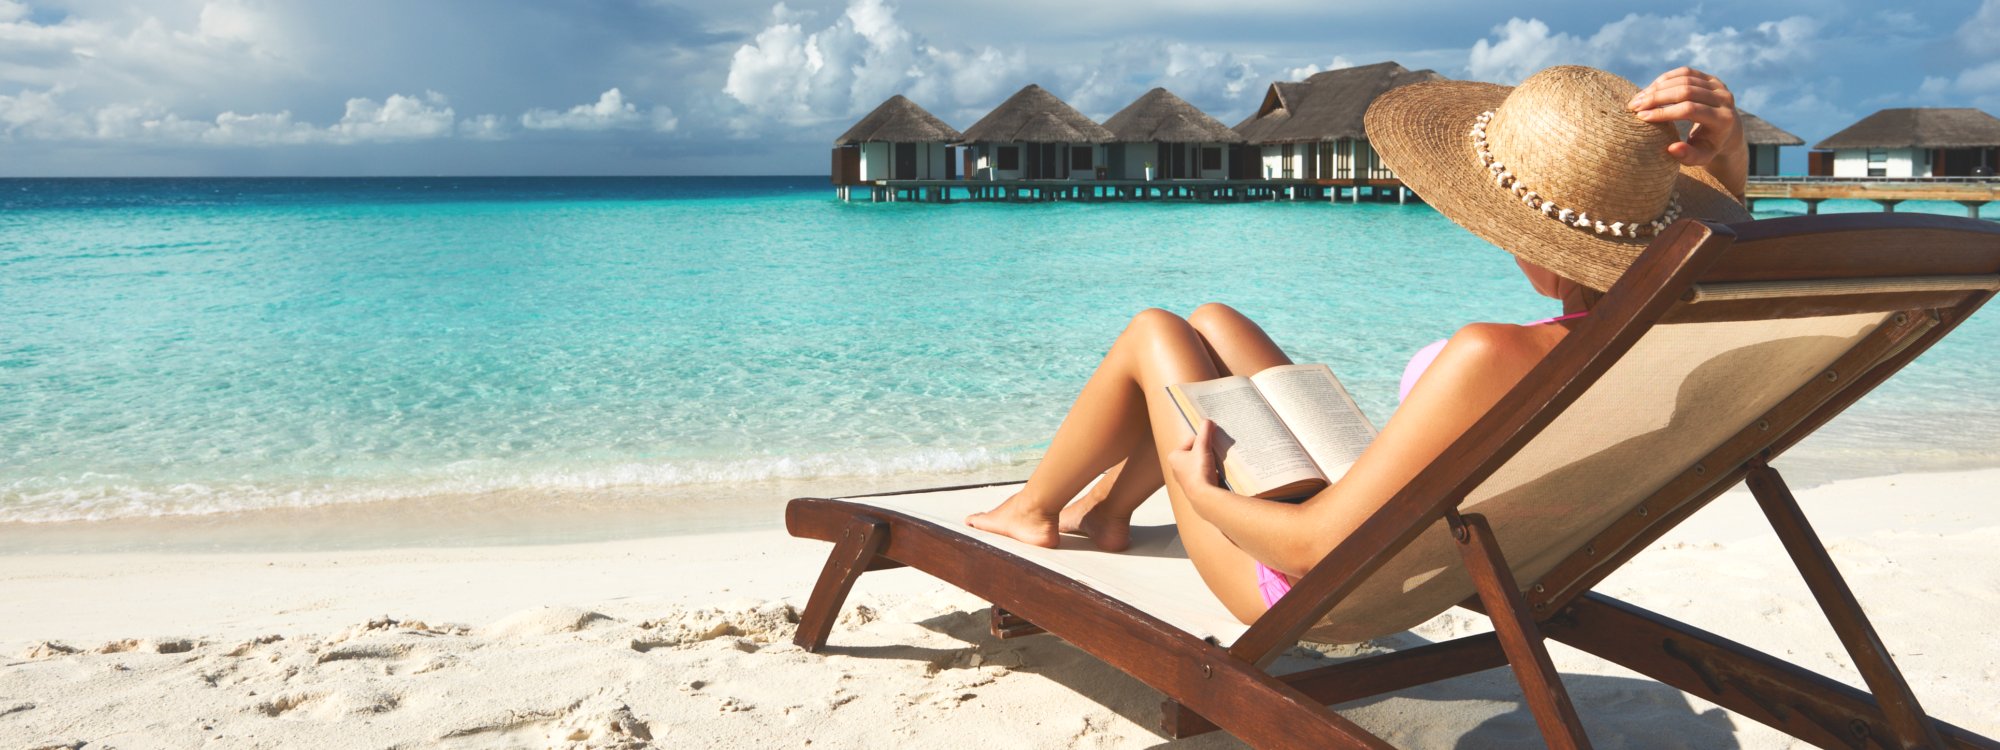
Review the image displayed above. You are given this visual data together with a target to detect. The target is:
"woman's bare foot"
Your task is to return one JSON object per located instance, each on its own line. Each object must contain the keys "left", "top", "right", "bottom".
{"left": 965, "top": 492, "right": 1061, "bottom": 548}
{"left": 1059, "top": 492, "right": 1134, "bottom": 552}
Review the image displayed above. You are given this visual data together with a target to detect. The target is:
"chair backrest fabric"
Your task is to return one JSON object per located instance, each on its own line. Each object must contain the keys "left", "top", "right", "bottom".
{"left": 1305, "top": 311, "right": 1887, "bottom": 643}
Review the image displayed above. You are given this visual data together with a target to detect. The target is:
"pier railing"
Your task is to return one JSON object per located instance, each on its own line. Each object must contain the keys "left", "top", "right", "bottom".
{"left": 835, "top": 177, "right": 1413, "bottom": 204}
{"left": 1743, "top": 176, "right": 1997, "bottom": 217}
{"left": 1747, "top": 176, "right": 2000, "bottom": 186}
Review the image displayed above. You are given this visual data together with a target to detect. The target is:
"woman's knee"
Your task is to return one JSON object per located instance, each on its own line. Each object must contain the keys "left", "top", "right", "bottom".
{"left": 1126, "top": 307, "right": 1191, "bottom": 337}
{"left": 1120, "top": 308, "right": 1208, "bottom": 361}
{"left": 1187, "top": 302, "right": 1246, "bottom": 334}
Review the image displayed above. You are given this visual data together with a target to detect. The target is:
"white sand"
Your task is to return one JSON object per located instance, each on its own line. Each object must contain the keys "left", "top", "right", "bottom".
{"left": 2, "top": 468, "right": 1997, "bottom": 749}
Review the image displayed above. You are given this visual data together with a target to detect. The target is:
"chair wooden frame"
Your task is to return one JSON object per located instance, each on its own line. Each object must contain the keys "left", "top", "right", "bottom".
{"left": 787, "top": 213, "right": 2000, "bottom": 749}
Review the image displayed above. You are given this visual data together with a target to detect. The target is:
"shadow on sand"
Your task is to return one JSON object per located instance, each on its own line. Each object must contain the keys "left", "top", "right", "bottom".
{"left": 818, "top": 607, "right": 1741, "bottom": 749}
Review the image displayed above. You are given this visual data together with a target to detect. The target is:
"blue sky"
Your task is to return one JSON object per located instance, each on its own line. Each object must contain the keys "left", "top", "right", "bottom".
{"left": 1, "top": 0, "right": 1996, "bottom": 176}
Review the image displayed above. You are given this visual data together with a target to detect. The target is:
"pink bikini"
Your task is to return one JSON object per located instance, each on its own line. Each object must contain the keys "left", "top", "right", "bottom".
{"left": 1253, "top": 311, "right": 1589, "bottom": 609}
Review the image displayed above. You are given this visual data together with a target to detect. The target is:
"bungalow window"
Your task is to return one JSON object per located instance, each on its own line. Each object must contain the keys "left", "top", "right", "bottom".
{"left": 1070, "top": 146, "right": 1093, "bottom": 171}
{"left": 996, "top": 146, "right": 1020, "bottom": 171}
{"left": 1201, "top": 147, "right": 1222, "bottom": 171}
{"left": 1867, "top": 149, "right": 1887, "bottom": 178}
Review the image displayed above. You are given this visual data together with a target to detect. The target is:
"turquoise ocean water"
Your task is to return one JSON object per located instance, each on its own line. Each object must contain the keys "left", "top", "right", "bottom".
{"left": 2, "top": 178, "right": 1995, "bottom": 527}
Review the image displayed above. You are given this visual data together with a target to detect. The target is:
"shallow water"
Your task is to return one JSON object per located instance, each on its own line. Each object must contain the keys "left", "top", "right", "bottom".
{"left": 1, "top": 178, "right": 1994, "bottom": 537}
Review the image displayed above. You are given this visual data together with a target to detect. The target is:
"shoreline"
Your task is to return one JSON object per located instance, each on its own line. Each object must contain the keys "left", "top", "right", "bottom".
{"left": 0, "top": 464, "right": 1034, "bottom": 555}
{"left": 3, "top": 466, "right": 1997, "bottom": 747}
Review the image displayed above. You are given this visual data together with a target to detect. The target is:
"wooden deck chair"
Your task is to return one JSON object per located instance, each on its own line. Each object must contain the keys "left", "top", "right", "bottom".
{"left": 785, "top": 213, "right": 2000, "bottom": 750}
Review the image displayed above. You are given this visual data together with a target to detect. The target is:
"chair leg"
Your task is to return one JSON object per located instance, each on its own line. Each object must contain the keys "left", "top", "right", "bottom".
{"left": 1452, "top": 511, "right": 1594, "bottom": 750}
{"left": 1747, "top": 462, "right": 1945, "bottom": 749}
{"left": 990, "top": 606, "right": 1046, "bottom": 639}
{"left": 793, "top": 516, "right": 889, "bottom": 652}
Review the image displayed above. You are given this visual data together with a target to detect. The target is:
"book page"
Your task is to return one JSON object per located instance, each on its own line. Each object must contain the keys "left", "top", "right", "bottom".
{"left": 1251, "top": 364, "right": 1378, "bottom": 482}
{"left": 1168, "top": 376, "right": 1325, "bottom": 498}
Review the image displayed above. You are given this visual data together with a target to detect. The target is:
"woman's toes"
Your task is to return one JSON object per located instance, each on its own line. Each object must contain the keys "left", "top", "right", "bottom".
{"left": 965, "top": 507, "right": 1061, "bottom": 548}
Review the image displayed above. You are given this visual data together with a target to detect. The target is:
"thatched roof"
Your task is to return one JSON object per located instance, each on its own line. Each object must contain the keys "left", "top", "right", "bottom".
{"left": 1673, "top": 111, "right": 1803, "bottom": 146}
{"left": 1234, "top": 61, "right": 1446, "bottom": 144}
{"left": 1815, "top": 108, "right": 2000, "bottom": 150}
{"left": 1101, "top": 88, "right": 1243, "bottom": 143}
{"left": 835, "top": 95, "right": 962, "bottom": 145}
{"left": 1741, "top": 112, "right": 1803, "bottom": 146}
{"left": 958, "top": 84, "right": 1115, "bottom": 144}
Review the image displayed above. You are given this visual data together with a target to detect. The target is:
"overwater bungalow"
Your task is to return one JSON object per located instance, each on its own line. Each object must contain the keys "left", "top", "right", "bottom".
{"left": 1099, "top": 87, "right": 1242, "bottom": 180}
{"left": 1811, "top": 108, "right": 2000, "bottom": 177}
{"left": 957, "top": 84, "right": 1116, "bottom": 180}
{"left": 1743, "top": 112, "right": 1804, "bottom": 176}
{"left": 1676, "top": 111, "right": 1802, "bottom": 176}
{"left": 1233, "top": 61, "right": 1444, "bottom": 183}
{"left": 832, "top": 95, "right": 962, "bottom": 189}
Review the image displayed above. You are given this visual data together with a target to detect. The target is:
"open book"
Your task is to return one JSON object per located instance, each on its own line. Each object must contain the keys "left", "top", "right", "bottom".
{"left": 1166, "top": 364, "right": 1378, "bottom": 501}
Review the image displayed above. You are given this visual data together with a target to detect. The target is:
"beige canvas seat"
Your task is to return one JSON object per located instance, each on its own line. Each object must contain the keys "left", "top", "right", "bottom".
{"left": 787, "top": 214, "right": 2000, "bottom": 749}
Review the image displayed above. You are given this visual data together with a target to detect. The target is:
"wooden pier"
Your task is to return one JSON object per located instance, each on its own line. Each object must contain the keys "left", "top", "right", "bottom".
{"left": 835, "top": 178, "right": 1413, "bottom": 204}
{"left": 1745, "top": 176, "right": 2000, "bottom": 217}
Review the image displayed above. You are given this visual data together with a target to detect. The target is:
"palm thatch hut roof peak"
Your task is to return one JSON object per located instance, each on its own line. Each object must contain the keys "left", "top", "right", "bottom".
{"left": 1234, "top": 61, "right": 1446, "bottom": 144}
{"left": 958, "top": 84, "right": 1116, "bottom": 144}
{"left": 1814, "top": 107, "right": 2000, "bottom": 150}
{"left": 834, "top": 95, "right": 962, "bottom": 145}
{"left": 1101, "top": 87, "right": 1243, "bottom": 143}
{"left": 1673, "top": 111, "right": 1803, "bottom": 146}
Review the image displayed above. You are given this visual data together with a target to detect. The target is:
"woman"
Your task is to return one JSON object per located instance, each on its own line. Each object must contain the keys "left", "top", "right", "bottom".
{"left": 967, "top": 65, "right": 1755, "bottom": 624}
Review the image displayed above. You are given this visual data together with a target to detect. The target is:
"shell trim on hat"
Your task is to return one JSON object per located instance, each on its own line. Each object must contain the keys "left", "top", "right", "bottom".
{"left": 1471, "top": 110, "right": 1681, "bottom": 239}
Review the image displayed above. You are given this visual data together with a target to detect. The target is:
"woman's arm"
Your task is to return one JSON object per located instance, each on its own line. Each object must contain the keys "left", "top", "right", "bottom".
{"left": 1170, "top": 323, "right": 1557, "bottom": 577}
{"left": 1629, "top": 66, "right": 1748, "bottom": 201}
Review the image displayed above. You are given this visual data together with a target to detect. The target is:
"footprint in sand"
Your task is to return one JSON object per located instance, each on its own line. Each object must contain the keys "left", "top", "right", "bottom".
{"left": 94, "top": 638, "right": 200, "bottom": 655}
{"left": 437, "top": 695, "right": 655, "bottom": 748}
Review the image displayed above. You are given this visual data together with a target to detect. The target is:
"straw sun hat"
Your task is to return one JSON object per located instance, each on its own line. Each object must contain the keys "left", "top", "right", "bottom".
{"left": 1365, "top": 65, "right": 1751, "bottom": 291}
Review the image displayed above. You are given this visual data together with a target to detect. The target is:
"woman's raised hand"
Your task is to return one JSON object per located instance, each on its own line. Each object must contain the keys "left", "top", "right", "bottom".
{"left": 1167, "top": 419, "right": 1223, "bottom": 491}
{"left": 1628, "top": 66, "right": 1748, "bottom": 197}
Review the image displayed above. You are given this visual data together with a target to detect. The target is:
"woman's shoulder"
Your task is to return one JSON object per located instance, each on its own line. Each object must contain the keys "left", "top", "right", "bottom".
{"left": 1438, "top": 320, "right": 1569, "bottom": 371}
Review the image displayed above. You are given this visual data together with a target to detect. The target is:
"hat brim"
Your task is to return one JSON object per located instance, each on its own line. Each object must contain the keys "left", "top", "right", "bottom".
{"left": 1365, "top": 80, "right": 1752, "bottom": 291}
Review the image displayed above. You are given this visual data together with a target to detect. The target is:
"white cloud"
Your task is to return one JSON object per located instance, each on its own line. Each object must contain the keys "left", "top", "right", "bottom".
{"left": 724, "top": 0, "right": 1029, "bottom": 129}
{"left": 0, "top": 85, "right": 684, "bottom": 145}
{"left": 1958, "top": 0, "right": 2000, "bottom": 56}
{"left": 327, "top": 91, "right": 456, "bottom": 142}
{"left": 1061, "top": 41, "right": 1263, "bottom": 118}
{"left": 520, "top": 87, "right": 676, "bottom": 132}
{"left": 458, "top": 113, "right": 508, "bottom": 141}
{"left": 1920, "top": 3, "right": 2000, "bottom": 110}
{"left": 1467, "top": 13, "right": 1821, "bottom": 85}
{"left": 1913, "top": 60, "right": 2000, "bottom": 110}
{"left": 724, "top": 0, "right": 1297, "bottom": 132}
{"left": 0, "top": 87, "right": 456, "bottom": 145}
{"left": 0, "top": 0, "right": 296, "bottom": 96}
{"left": 1285, "top": 56, "right": 1354, "bottom": 82}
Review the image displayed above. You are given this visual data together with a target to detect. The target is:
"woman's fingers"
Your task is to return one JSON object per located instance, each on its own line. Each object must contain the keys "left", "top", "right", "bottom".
{"left": 1633, "top": 85, "right": 1733, "bottom": 116}
{"left": 1636, "top": 100, "right": 1736, "bottom": 134}
{"left": 1170, "top": 419, "right": 1221, "bottom": 488}
{"left": 1647, "top": 66, "right": 1718, "bottom": 91}
{"left": 1629, "top": 78, "right": 1728, "bottom": 110}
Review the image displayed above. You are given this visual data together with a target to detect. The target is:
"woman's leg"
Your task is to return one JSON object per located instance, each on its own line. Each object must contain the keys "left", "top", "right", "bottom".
{"left": 1057, "top": 303, "right": 1296, "bottom": 551}
{"left": 967, "top": 308, "right": 1208, "bottom": 547}
{"left": 966, "top": 305, "right": 1284, "bottom": 621}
